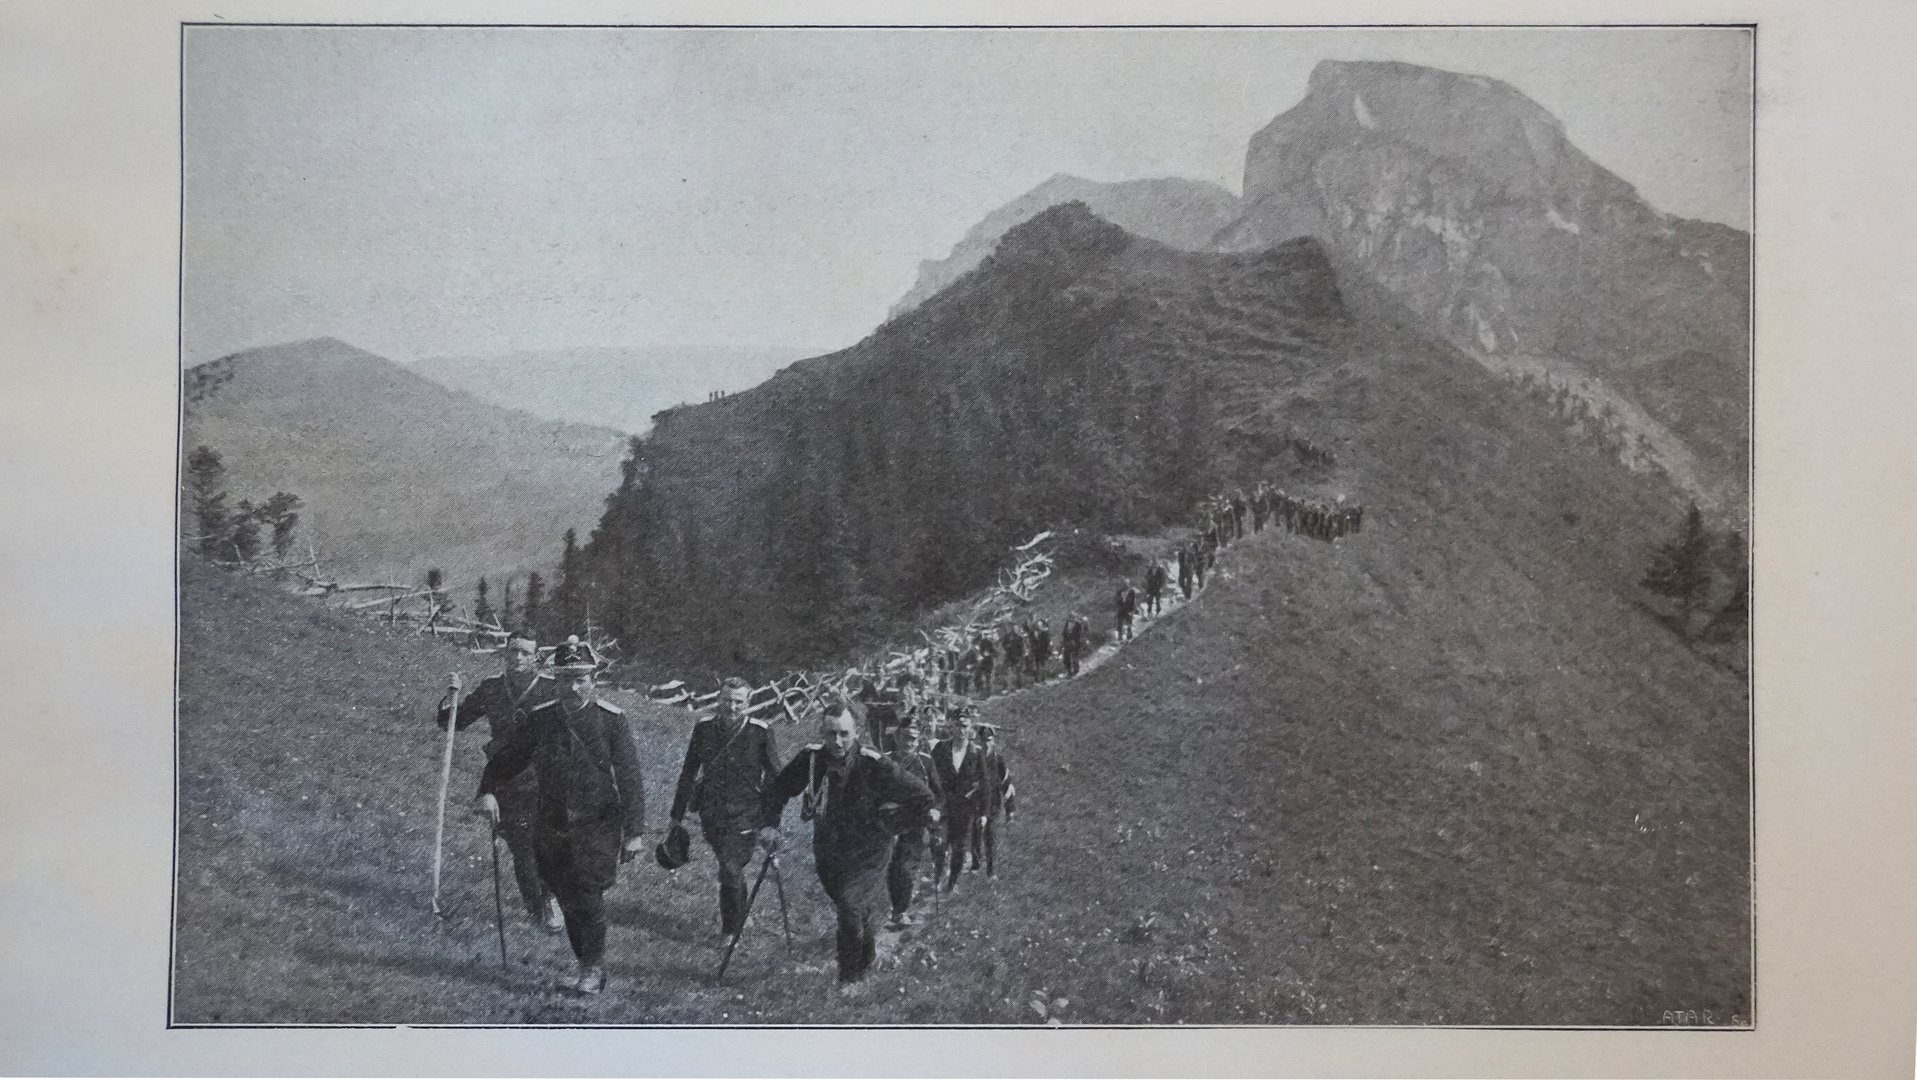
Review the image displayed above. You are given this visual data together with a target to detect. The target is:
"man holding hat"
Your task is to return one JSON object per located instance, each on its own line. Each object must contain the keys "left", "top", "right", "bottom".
{"left": 478, "top": 636, "right": 646, "bottom": 995}
{"left": 436, "top": 635, "right": 561, "bottom": 931}
{"left": 669, "top": 676, "right": 783, "bottom": 941}
{"left": 759, "top": 703, "right": 935, "bottom": 992}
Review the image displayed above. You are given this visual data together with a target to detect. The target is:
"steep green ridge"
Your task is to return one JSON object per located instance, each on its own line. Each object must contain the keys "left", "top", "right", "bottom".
{"left": 583, "top": 204, "right": 1354, "bottom": 672}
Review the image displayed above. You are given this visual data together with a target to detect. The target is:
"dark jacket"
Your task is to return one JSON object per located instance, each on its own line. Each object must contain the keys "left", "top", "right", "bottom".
{"left": 892, "top": 748, "right": 944, "bottom": 845}
{"left": 670, "top": 712, "right": 782, "bottom": 829}
{"left": 982, "top": 746, "right": 1017, "bottom": 818}
{"left": 437, "top": 671, "right": 555, "bottom": 756}
{"left": 479, "top": 697, "right": 646, "bottom": 891}
{"left": 931, "top": 737, "right": 990, "bottom": 811}
{"left": 761, "top": 745, "right": 935, "bottom": 870}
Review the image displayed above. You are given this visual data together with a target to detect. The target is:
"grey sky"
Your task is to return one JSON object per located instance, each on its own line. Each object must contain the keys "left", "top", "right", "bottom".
{"left": 183, "top": 26, "right": 1752, "bottom": 367}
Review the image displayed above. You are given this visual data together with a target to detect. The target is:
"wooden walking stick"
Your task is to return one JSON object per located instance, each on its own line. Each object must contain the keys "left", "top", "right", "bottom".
{"left": 715, "top": 851, "right": 778, "bottom": 981}
{"left": 430, "top": 672, "right": 462, "bottom": 915}
{"left": 489, "top": 818, "right": 510, "bottom": 969}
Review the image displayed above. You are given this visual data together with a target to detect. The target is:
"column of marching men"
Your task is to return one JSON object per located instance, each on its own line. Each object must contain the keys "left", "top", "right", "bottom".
{"left": 433, "top": 477, "right": 1365, "bottom": 998}
{"left": 437, "top": 637, "right": 1016, "bottom": 998}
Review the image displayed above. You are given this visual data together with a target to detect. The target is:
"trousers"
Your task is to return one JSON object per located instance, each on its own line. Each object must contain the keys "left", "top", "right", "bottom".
{"left": 887, "top": 832, "right": 929, "bottom": 915}
{"left": 818, "top": 847, "right": 890, "bottom": 983}
{"left": 943, "top": 804, "right": 984, "bottom": 887}
{"left": 546, "top": 877, "right": 608, "bottom": 966}
{"left": 702, "top": 819, "right": 760, "bottom": 935}
{"left": 494, "top": 778, "right": 550, "bottom": 915}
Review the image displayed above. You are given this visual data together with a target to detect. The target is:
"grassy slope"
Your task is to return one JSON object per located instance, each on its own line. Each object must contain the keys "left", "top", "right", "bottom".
{"left": 954, "top": 288, "right": 1751, "bottom": 1025}
{"left": 177, "top": 309, "right": 1749, "bottom": 1026}
{"left": 175, "top": 220, "right": 1746, "bottom": 1027}
{"left": 177, "top": 556, "right": 1066, "bottom": 1025}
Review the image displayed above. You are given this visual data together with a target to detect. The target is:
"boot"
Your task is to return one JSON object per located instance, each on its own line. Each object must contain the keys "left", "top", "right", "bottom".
{"left": 543, "top": 896, "right": 565, "bottom": 933}
{"left": 571, "top": 964, "right": 605, "bottom": 995}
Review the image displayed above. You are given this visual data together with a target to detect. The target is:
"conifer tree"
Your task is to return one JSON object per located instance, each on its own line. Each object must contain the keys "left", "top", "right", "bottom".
{"left": 555, "top": 528, "right": 582, "bottom": 637}
{"left": 1642, "top": 503, "right": 1714, "bottom": 635}
{"left": 185, "top": 445, "right": 229, "bottom": 559}
{"left": 257, "top": 492, "right": 302, "bottom": 560}
{"left": 473, "top": 577, "right": 494, "bottom": 627}
{"left": 523, "top": 572, "right": 545, "bottom": 638}
{"left": 230, "top": 499, "right": 261, "bottom": 562}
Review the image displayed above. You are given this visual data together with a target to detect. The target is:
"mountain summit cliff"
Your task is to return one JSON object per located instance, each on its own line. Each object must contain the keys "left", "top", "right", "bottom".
{"left": 1213, "top": 60, "right": 1749, "bottom": 511}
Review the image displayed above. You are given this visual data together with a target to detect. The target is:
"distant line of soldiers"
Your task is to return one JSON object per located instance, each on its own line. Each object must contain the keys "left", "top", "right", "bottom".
{"left": 921, "top": 615, "right": 1078, "bottom": 696}
{"left": 1197, "top": 482, "right": 1365, "bottom": 549}
{"left": 438, "top": 637, "right": 1015, "bottom": 998}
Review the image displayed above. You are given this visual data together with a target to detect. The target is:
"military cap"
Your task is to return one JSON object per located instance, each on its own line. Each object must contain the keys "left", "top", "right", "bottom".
{"left": 552, "top": 634, "right": 598, "bottom": 673}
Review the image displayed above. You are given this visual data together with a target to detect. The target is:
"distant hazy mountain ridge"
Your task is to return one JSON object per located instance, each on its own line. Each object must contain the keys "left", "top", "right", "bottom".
{"left": 888, "top": 174, "right": 1243, "bottom": 319}
{"left": 412, "top": 344, "right": 819, "bottom": 436}
{"left": 183, "top": 337, "right": 627, "bottom": 594}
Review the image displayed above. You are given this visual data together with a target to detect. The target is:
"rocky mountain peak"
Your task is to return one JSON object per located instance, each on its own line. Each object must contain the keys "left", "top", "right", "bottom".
{"left": 1247, "top": 59, "right": 1638, "bottom": 214}
{"left": 1219, "top": 59, "right": 1747, "bottom": 515}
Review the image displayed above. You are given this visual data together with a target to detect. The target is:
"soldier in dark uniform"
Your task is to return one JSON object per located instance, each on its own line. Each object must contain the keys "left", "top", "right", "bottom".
{"left": 1144, "top": 560, "right": 1167, "bottom": 616}
{"left": 436, "top": 636, "right": 562, "bottom": 930}
{"left": 1231, "top": 491, "right": 1248, "bottom": 539}
{"left": 952, "top": 642, "right": 972, "bottom": 697}
{"left": 1000, "top": 622, "right": 1025, "bottom": 690}
{"left": 478, "top": 637, "right": 646, "bottom": 995}
{"left": 669, "top": 676, "right": 783, "bottom": 940}
{"left": 1115, "top": 579, "right": 1139, "bottom": 642}
{"left": 974, "top": 630, "right": 997, "bottom": 696}
{"left": 976, "top": 723, "right": 1018, "bottom": 879}
{"left": 1177, "top": 544, "right": 1193, "bottom": 600}
{"left": 858, "top": 675, "right": 899, "bottom": 751}
{"left": 1030, "top": 618, "right": 1052, "bottom": 682}
{"left": 1060, "top": 612, "right": 1086, "bottom": 678}
{"left": 931, "top": 707, "right": 989, "bottom": 891}
{"left": 759, "top": 704, "right": 935, "bottom": 991}
{"left": 885, "top": 724, "right": 944, "bottom": 928}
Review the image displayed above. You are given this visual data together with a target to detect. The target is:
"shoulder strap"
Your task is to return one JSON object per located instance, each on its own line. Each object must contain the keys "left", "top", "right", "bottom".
{"left": 708, "top": 713, "right": 752, "bottom": 765}
{"left": 508, "top": 674, "right": 545, "bottom": 710}
{"left": 557, "top": 706, "right": 617, "bottom": 782}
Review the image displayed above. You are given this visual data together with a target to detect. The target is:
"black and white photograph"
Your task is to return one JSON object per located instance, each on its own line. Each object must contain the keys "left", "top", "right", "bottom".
{"left": 166, "top": 24, "right": 1757, "bottom": 1028}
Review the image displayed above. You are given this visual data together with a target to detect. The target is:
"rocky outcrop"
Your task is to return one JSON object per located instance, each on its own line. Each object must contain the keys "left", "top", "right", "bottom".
{"left": 1214, "top": 60, "right": 1748, "bottom": 515}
